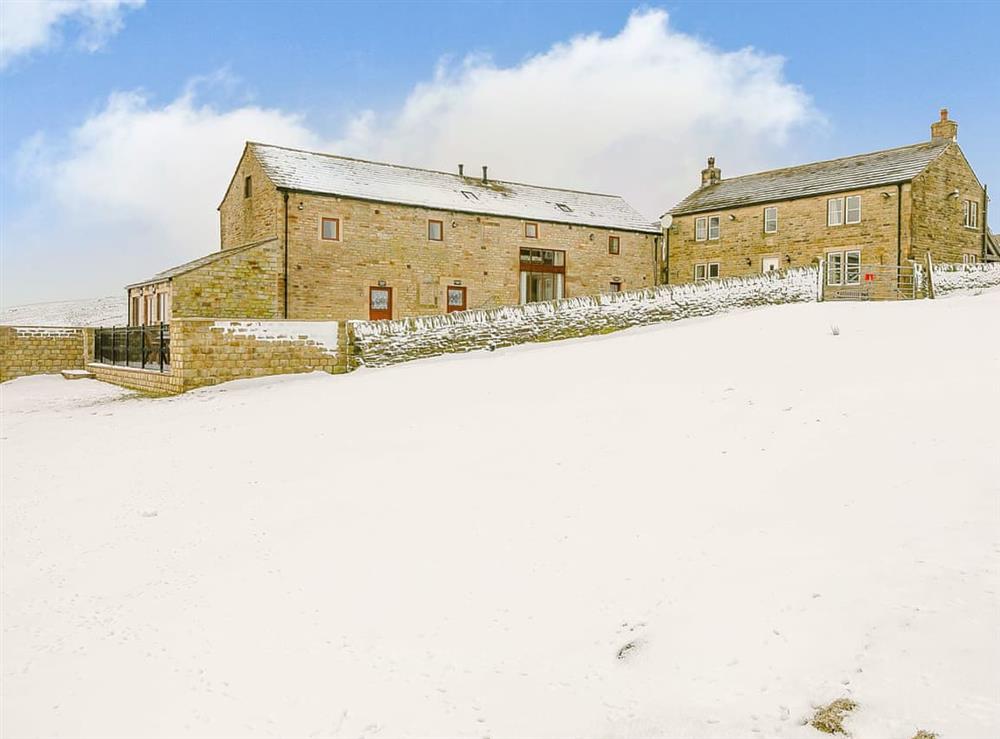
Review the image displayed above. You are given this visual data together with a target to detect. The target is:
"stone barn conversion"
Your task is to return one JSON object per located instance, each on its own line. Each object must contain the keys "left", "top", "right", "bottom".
{"left": 125, "top": 143, "right": 662, "bottom": 324}
{"left": 664, "top": 109, "right": 990, "bottom": 297}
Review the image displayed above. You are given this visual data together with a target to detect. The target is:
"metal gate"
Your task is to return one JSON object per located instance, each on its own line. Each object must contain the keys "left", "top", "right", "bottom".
{"left": 823, "top": 264, "right": 926, "bottom": 301}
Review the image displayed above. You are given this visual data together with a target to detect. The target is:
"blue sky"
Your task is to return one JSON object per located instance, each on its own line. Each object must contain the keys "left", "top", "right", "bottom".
{"left": 1, "top": 0, "right": 997, "bottom": 306}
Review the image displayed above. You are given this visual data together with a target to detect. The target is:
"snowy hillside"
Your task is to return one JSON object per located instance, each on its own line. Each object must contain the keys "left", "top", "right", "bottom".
{"left": 2, "top": 290, "right": 998, "bottom": 739}
{"left": 0, "top": 295, "right": 127, "bottom": 326}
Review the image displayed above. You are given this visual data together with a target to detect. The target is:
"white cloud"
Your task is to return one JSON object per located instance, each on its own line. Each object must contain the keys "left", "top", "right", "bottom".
{"left": 333, "top": 9, "right": 816, "bottom": 219}
{"left": 1, "top": 9, "right": 816, "bottom": 306}
{"left": 0, "top": 0, "right": 144, "bottom": 69}
{"left": 4, "top": 90, "right": 327, "bottom": 305}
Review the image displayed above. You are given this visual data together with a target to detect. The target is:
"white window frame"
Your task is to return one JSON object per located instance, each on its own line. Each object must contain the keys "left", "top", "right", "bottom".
{"left": 828, "top": 198, "right": 844, "bottom": 227}
{"left": 963, "top": 253, "right": 978, "bottom": 264}
{"left": 964, "top": 200, "right": 979, "bottom": 229}
{"left": 694, "top": 262, "right": 720, "bottom": 281}
{"left": 845, "top": 195, "right": 862, "bottom": 225}
{"left": 695, "top": 217, "right": 707, "bottom": 241}
{"left": 763, "top": 206, "right": 778, "bottom": 234}
{"left": 845, "top": 249, "right": 861, "bottom": 285}
{"left": 826, "top": 251, "right": 844, "bottom": 285}
{"left": 707, "top": 216, "right": 720, "bottom": 240}
{"left": 826, "top": 249, "right": 861, "bottom": 286}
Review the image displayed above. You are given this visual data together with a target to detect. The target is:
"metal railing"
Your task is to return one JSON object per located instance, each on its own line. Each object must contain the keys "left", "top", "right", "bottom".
{"left": 93, "top": 324, "right": 170, "bottom": 372}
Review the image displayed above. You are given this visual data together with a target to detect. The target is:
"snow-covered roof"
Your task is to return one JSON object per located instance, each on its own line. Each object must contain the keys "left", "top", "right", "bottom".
{"left": 249, "top": 143, "right": 661, "bottom": 234}
{"left": 669, "top": 140, "right": 952, "bottom": 216}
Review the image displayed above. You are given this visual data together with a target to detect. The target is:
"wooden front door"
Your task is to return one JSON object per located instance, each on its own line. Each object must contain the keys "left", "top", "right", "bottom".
{"left": 446, "top": 285, "right": 467, "bottom": 313}
{"left": 369, "top": 286, "right": 392, "bottom": 320}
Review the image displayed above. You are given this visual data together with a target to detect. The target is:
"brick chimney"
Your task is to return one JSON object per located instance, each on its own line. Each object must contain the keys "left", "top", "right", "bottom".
{"left": 701, "top": 156, "right": 722, "bottom": 187}
{"left": 931, "top": 108, "right": 958, "bottom": 141}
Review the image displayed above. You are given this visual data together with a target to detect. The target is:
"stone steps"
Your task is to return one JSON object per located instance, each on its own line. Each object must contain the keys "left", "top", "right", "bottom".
{"left": 61, "top": 369, "right": 95, "bottom": 380}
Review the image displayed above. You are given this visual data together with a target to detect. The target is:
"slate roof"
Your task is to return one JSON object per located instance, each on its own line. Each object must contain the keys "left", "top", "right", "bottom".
{"left": 668, "top": 140, "right": 953, "bottom": 216}
{"left": 127, "top": 238, "right": 277, "bottom": 288}
{"left": 249, "top": 142, "right": 661, "bottom": 234}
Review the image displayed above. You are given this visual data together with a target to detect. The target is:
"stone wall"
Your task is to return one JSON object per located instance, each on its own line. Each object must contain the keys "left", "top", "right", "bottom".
{"left": 910, "top": 144, "right": 986, "bottom": 264}
{"left": 668, "top": 183, "right": 906, "bottom": 286}
{"left": 167, "top": 318, "right": 348, "bottom": 390}
{"left": 0, "top": 326, "right": 91, "bottom": 382}
{"left": 349, "top": 266, "right": 820, "bottom": 368}
{"left": 171, "top": 239, "right": 281, "bottom": 319}
{"left": 932, "top": 263, "right": 1000, "bottom": 295}
{"left": 87, "top": 363, "right": 182, "bottom": 394}
{"left": 219, "top": 147, "right": 283, "bottom": 251}
{"left": 279, "top": 192, "right": 659, "bottom": 321}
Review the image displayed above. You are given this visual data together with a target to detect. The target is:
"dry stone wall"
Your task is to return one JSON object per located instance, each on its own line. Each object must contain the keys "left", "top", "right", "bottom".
{"left": 349, "top": 267, "right": 820, "bottom": 367}
{"left": 932, "top": 263, "right": 1000, "bottom": 294}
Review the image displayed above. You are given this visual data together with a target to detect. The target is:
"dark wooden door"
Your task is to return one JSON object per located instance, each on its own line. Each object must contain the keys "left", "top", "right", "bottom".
{"left": 369, "top": 286, "right": 392, "bottom": 320}
{"left": 446, "top": 285, "right": 467, "bottom": 313}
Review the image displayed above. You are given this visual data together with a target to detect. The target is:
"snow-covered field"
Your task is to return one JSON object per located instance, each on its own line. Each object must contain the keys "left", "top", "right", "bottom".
{"left": 2, "top": 290, "right": 998, "bottom": 739}
{"left": 0, "top": 296, "right": 126, "bottom": 327}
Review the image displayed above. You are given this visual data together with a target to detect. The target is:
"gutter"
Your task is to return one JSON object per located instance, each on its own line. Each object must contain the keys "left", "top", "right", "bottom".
{"left": 283, "top": 190, "right": 289, "bottom": 319}
{"left": 983, "top": 184, "right": 989, "bottom": 260}
{"left": 896, "top": 183, "right": 902, "bottom": 268}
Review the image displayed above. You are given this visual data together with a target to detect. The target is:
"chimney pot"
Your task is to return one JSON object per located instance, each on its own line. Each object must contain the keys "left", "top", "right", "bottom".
{"left": 458, "top": 164, "right": 464, "bottom": 176}
{"left": 940, "top": 108, "right": 949, "bottom": 121}
{"left": 482, "top": 165, "right": 488, "bottom": 184}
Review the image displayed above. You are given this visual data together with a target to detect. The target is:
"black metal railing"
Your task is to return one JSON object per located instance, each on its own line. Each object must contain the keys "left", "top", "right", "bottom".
{"left": 94, "top": 324, "right": 170, "bottom": 372}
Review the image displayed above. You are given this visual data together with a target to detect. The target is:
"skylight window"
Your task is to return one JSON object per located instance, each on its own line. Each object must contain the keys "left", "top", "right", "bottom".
{"left": 461, "top": 191, "right": 479, "bottom": 200}
{"left": 555, "top": 203, "right": 573, "bottom": 212}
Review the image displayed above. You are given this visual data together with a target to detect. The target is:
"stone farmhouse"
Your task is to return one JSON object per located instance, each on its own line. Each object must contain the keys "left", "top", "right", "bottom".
{"left": 126, "top": 144, "right": 662, "bottom": 324}
{"left": 664, "top": 109, "right": 991, "bottom": 288}
{"left": 125, "top": 109, "right": 991, "bottom": 325}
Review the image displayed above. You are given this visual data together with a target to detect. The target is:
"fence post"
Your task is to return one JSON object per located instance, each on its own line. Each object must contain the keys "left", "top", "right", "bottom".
{"left": 925, "top": 252, "right": 935, "bottom": 299}
{"left": 816, "top": 258, "right": 825, "bottom": 302}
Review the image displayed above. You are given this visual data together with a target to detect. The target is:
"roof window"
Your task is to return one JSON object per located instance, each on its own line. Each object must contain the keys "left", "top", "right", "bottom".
{"left": 461, "top": 191, "right": 479, "bottom": 201}
{"left": 555, "top": 203, "right": 572, "bottom": 212}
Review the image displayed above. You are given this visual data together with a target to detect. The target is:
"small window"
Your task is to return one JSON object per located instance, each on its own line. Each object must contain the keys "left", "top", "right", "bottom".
{"left": 695, "top": 217, "right": 707, "bottom": 241}
{"left": 694, "top": 263, "right": 720, "bottom": 281}
{"left": 828, "top": 198, "right": 844, "bottom": 227}
{"left": 963, "top": 253, "right": 978, "bottom": 264}
{"left": 428, "top": 219, "right": 444, "bottom": 241}
{"left": 608, "top": 235, "right": 620, "bottom": 255}
{"left": 845, "top": 195, "right": 861, "bottom": 224}
{"left": 555, "top": 203, "right": 572, "bottom": 212}
{"left": 609, "top": 281, "right": 622, "bottom": 293}
{"left": 130, "top": 296, "right": 140, "bottom": 326}
{"left": 764, "top": 206, "right": 778, "bottom": 233}
{"left": 964, "top": 200, "right": 979, "bottom": 229}
{"left": 525, "top": 222, "right": 539, "bottom": 239}
{"left": 244, "top": 175, "right": 252, "bottom": 198}
{"left": 708, "top": 216, "right": 720, "bottom": 240}
{"left": 321, "top": 217, "right": 340, "bottom": 241}
{"left": 461, "top": 190, "right": 479, "bottom": 201}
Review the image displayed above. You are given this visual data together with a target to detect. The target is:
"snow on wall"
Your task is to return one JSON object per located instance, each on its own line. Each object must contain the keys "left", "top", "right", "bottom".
{"left": 212, "top": 321, "right": 340, "bottom": 357}
{"left": 932, "top": 263, "right": 1000, "bottom": 294}
{"left": 350, "top": 267, "right": 820, "bottom": 367}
